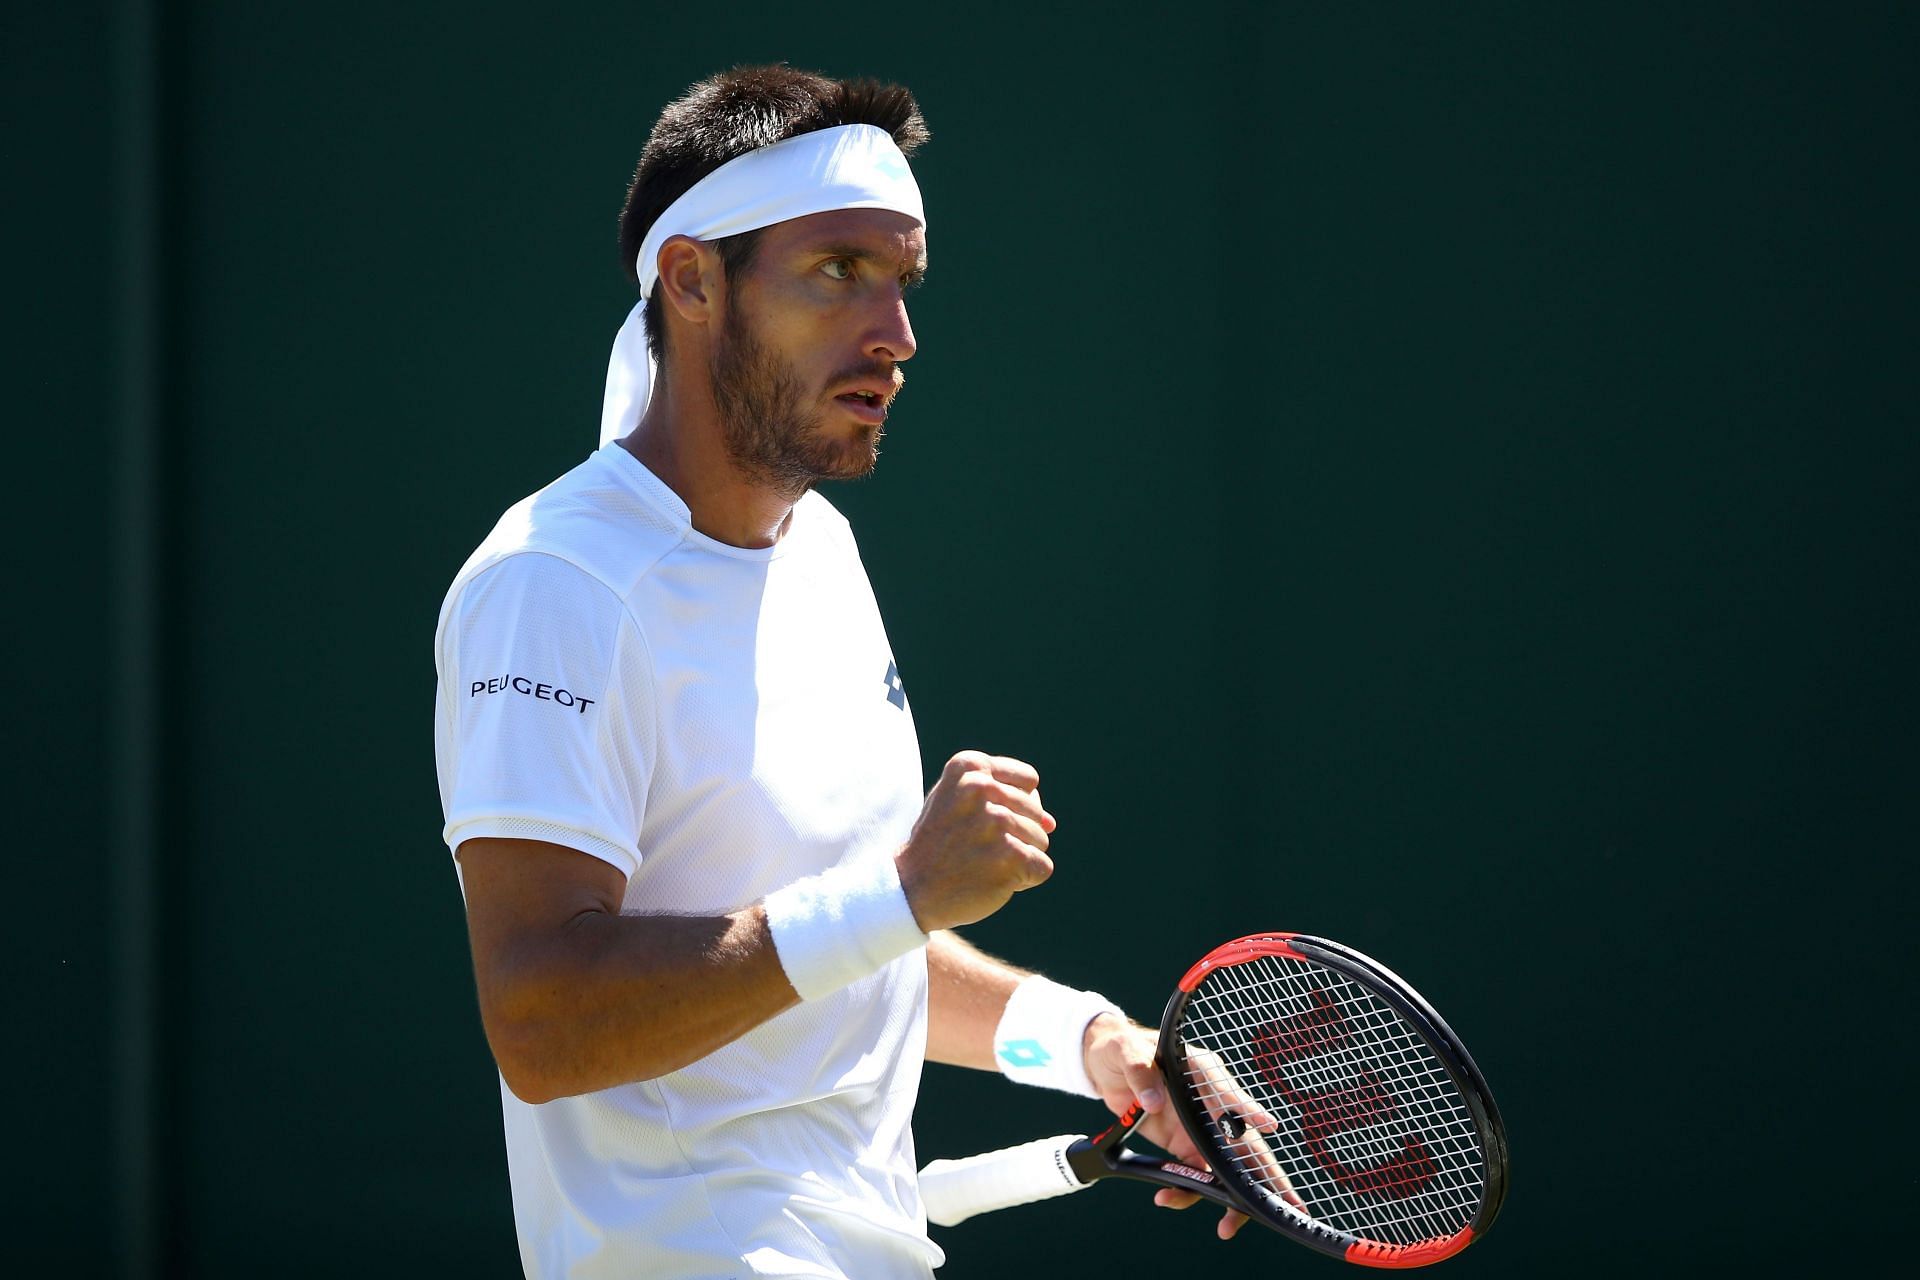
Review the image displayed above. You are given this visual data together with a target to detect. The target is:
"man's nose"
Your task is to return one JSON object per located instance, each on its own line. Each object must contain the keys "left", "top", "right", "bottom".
{"left": 867, "top": 289, "right": 916, "bottom": 364}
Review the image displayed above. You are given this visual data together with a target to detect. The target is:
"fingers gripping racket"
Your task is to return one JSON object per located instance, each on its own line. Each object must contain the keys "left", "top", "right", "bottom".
{"left": 919, "top": 934, "right": 1509, "bottom": 1268}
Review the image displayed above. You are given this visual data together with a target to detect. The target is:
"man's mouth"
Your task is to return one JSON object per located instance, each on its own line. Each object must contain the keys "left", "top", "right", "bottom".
{"left": 834, "top": 388, "right": 890, "bottom": 423}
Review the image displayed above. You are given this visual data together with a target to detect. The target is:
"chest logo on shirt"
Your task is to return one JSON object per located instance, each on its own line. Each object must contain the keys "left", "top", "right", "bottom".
{"left": 883, "top": 660, "right": 908, "bottom": 711}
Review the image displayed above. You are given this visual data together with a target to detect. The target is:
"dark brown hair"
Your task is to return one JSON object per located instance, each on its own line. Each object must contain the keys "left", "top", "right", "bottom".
{"left": 618, "top": 65, "right": 930, "bottom": 361}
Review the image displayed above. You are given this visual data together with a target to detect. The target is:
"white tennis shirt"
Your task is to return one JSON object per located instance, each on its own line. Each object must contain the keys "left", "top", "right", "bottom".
{"left": 433, "top": 442, "right": 941, "bottom": 1278}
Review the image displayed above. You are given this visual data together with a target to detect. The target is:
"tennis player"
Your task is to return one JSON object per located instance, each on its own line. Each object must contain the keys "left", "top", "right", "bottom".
{"left": 433, "top": 66, "right": 1241, "bottom": 1278}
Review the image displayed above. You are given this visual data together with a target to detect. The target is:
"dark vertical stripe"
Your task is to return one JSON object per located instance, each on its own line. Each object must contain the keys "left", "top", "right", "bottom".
{"left": 1214, "top": 0, "right": 1270, "bottom": 866}
{"left": 110, "top": 0, "right": 161, "bottom": 1274}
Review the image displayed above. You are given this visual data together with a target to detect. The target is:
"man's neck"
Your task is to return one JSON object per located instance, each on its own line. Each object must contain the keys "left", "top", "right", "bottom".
{"left": 620, "top": 381, "right": 798, "bottom": 550}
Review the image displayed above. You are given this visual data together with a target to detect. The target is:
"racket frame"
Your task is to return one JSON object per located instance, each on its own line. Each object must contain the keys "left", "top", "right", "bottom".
{"left": 1159, "top": 933, "right": 1509, "bottom": 1268}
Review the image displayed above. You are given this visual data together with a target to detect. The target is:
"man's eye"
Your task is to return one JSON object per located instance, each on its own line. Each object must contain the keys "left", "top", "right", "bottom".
{"left": 822, "top": 259, "right": 853, "bottom": 280}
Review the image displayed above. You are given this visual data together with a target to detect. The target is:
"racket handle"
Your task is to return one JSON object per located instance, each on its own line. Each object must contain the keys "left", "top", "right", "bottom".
{"left": 918, "top": 1134, "right": 1090, "bottom": 1227}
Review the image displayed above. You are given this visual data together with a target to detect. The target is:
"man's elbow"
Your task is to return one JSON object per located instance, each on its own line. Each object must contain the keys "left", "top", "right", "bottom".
{"left": 499, "top": 1062, "right": 562, "bottom": 1106}
{"left": 475, "top": 968, "right": 597, "bottom": 1104}
{"left": 480, "top": 999, "right": 672, "bottom": 1103}
{"left": 491, "top": 1041, "right": 670, "bottom": 1104}
{"left": 480, "top": 1005, "right": 568, "bottom": 1104}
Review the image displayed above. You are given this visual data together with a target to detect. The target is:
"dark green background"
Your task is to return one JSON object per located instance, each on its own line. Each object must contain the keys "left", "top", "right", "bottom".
{"left": 13, "top": 2, "right": 1916, "bottom": 1275}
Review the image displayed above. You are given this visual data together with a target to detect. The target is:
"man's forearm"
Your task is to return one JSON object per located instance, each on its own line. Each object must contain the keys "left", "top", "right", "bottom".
{"left": 502, "top": 922, "right": 1012, "bottom": 1099}
{"left": 924, "top": 930, "right": 1029, "bottom": 1068}
{"left": 480, "top": 904, "right": 800, "bottom": 1103}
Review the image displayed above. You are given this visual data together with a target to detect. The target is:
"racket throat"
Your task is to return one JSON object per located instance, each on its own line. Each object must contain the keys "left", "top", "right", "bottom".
{"left": 1065, "top": 1102, "right": 1146, "bottom": 1184}
{"left": 1068, "top": 1103, "right": 1241, "bottom": 1213}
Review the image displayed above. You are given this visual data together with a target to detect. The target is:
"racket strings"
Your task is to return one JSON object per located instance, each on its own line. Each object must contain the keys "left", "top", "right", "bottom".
{"left": 1189, "top": 976, "right": 1481, "bottom": 1242}
{"left": 1181, "top": 955, "right": 1487, "bottom": 1247}
{"left": 1187, "top": 961, "right": 1482, "bottom": 1241}
{"left": 1197, "top": 963, "right": 1483, "bottom": 1238}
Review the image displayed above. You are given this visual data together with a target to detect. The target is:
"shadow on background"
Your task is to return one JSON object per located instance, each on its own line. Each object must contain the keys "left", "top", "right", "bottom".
{"left": 12, "top": 1, "right": 1915, "bottom": 1275}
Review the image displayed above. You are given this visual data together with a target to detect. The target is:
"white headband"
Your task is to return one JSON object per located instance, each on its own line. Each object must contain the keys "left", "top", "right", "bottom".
{"left": 599, "top": 123, "right": 925, "bottom": 445}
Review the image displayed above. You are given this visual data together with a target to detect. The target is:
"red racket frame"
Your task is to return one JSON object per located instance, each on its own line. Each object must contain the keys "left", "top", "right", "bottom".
{"left": 1158, "top": 932, "right": 1509, "bottom": 1268}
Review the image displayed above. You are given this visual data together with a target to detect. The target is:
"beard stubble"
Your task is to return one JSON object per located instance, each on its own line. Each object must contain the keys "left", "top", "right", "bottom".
{"left": 709, "top": 303, "right": 884, "bottom": 499}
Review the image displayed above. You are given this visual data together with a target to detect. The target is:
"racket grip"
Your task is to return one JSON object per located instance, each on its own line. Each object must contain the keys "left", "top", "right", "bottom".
{"left": 918, "top": 1134, "right": 1089, "bottom": 1227}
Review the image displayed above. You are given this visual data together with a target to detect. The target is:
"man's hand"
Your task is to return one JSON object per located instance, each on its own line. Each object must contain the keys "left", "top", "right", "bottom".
{"left": 896, "top": 752, "right": 1055, "bottom": 933}
{"left": 1083, "top": 1015, "right": 1303, "bottom": 1241}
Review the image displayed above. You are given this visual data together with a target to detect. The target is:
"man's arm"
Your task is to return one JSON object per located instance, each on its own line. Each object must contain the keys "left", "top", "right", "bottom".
{"left": 925, "top": 930, "right": 1153, "bottom": 1099}
{"left": 923, "top": 930, "right": 1254, "bottom": 1240}
{"left": 459, "top": 751, "right": 1053, "bottom": 1104}
{"left": 457, "top": 838, "right": 795, "bottom": 1103}
{"left": 923, "top": 929, "right": 1024, "bottom": 1070}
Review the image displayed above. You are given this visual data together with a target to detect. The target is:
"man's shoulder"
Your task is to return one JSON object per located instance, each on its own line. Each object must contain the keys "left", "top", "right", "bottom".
{"left": 442, "top": 448, "right": 689, "bottom": 621}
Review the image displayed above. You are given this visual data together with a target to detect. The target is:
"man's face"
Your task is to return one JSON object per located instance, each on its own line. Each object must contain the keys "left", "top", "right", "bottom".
{"left": 709, "top": 208, "right": 926, "bottom": 496}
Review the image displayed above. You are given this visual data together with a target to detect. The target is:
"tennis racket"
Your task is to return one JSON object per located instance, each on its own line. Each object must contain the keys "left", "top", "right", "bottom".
{"left": 918, "top": 933, "right": 1508, "bottom": 1268}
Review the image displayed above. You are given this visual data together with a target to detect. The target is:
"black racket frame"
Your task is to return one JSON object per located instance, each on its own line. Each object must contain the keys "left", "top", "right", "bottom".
{"left": 1135, "top": 934, "right": 1508, "bottom": 1263}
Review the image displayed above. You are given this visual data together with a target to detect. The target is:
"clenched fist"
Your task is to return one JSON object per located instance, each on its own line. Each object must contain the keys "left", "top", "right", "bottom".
{"left": 896, "top": 751, "right": 1055, "bottom": 933}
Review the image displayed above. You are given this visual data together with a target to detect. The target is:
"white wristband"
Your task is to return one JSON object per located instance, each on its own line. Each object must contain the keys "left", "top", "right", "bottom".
{"left": 992, "top": 975, "right": 1125, "bottom": 1099}
{"left": 763, "top": 856, "right": 927, "bottom": 1001}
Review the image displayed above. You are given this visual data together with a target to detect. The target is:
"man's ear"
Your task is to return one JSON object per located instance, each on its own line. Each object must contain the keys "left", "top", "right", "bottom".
{"left": 654, "top": 235, "right": 722, "bottom": 332}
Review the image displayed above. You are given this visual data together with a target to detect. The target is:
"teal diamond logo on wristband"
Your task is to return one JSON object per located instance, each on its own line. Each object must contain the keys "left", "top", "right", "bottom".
{"left": 997, "top": 1038, "right": 1052, "bottom": 1069}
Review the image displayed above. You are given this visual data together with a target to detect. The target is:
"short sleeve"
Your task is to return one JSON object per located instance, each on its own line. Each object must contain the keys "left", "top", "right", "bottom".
{"left": 435, "top": 553, "right": 654, "bottom": 877}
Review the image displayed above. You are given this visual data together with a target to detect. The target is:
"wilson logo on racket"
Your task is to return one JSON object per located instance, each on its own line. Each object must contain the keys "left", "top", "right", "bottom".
{"left": 1249, "top": 992, "right": 1440, "bottom": 1201}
